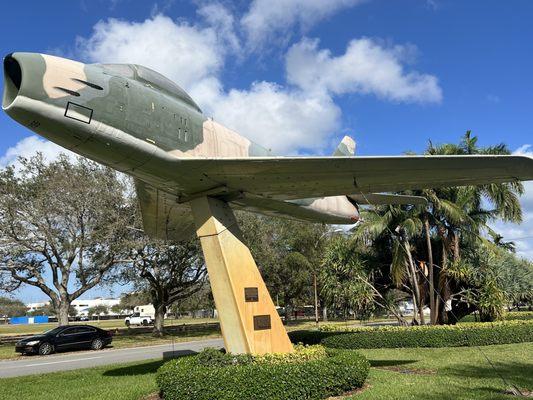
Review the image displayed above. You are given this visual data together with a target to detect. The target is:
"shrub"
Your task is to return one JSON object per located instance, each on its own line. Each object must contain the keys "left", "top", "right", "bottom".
{"left": 315, "top": 320, "right": 533, "bottom": 349}
{"left": 157, "top": 347, "right": 369, "bottom": 400}
{"left": 461, "top": 311, "right": 533, "bottom": 322}
{"left": 194, "top": 345, "right": 327, "bottom": 367}
{"left": 505, "top": 311, "right": 533, "bottom": 321}
{"left": 253, "top": 344, "right": 327, "bottom": 365}
{"left": 289, "top": 330, "right": 335, "bottom": 345}
{"left": 194, "top": 347, "right": 253, "bottom": 366}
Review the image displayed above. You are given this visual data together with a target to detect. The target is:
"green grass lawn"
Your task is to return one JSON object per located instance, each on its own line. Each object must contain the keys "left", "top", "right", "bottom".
{"left": 0, "top": 317, "right": 219, "bottom": 336}
{"left": 355, "top": 343, "right": 533, "bottom": 400}
{"left": 1, "top": 342, "right": 530, "bottom": 400}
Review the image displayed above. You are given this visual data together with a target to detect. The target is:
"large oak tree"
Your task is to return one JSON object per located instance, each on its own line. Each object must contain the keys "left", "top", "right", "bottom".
{"left": 125, "top": 239, "right": 207, "bottom": 336}
{"left": 0, "top": 154, "right": 132, "bottom": 325}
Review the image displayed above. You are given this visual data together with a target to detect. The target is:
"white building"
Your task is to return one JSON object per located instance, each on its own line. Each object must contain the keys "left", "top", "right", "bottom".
{"left": 26, "top": 298, "right": 122, "bottom": 316}
{"left": 72, "top": 298, "right": 121, "bottom": 316}
{"left": 26, "top": 302, "right": 49, "bottom": 312}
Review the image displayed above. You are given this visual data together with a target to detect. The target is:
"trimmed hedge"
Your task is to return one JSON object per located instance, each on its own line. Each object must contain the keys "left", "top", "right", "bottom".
{"left": 194, "top": 344, "right": 327, "bottom": 366}
{"left": 289, "top": 329, "right": 335, "bottom": 345}
{"left": 156, "top": 348, "right": 369, "bottom": 400}
{"left": 289, "top": 320, "right": 533, "bottom": 350}
{"left": 461, "top": 311, "right": 533, "bottom": 322}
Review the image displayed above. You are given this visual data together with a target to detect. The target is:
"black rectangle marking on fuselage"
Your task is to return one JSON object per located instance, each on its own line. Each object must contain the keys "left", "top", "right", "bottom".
{"left": 64, "top": 101, "right": 93, "bottom": 124}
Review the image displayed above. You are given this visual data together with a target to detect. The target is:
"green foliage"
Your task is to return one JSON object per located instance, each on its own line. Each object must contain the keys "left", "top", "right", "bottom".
{"left": 68, "top": 305, "right": 78, "bottom": 317}
{"left": 320, "top": 236, "right": 375, "bottom": 318}
{"left": 239, "top": 213, "right": 329, "bottom": 315}
{"left": 27, "top": 303, "right": 55, "bottom": 317}
{"left": 290, "top": 320, "right": 533, "bottom": 349}
{"left": 461, "top": 311, "right": 533, "bottom": 322}
{"left": 194, "top": 347, "right": 253, "bottom": 366}
{"left": 119, "top": 292, "right": 151, "bottom": 312}
{"left": 195, "top": 345, "right": 328, "bottom": 367}
{"left": 87, "top": 305, "right": 109, "bottom": 316}
{"left": 0, "top": 296, "right": 27, "bottom": 317}
{"left": 157, "top": 348, "right": 369, "bottom": 400}
{"left": 0, "top": 154, "right": 133, "bottom": 325}
{"left": 457, "top": 244, "right": 532, "bottom": 321}
{"left": 110, "top": 304, "right": 123, "bottom": 314}
{"left": 289, "top": 330, "right": 334, "bottom": 345}
{"left": 253, "top": 344, "right": 327, "bottom": 365}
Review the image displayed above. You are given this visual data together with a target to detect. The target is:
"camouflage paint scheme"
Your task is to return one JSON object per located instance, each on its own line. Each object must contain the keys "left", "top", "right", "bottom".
{"left": 3, "top": 53, "right": 533, "bottom": 240}
{"left": 2, "top": 53, "right": 357, "bottom": 239}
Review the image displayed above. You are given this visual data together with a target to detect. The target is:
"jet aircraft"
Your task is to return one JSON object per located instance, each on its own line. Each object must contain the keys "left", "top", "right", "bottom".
{"left": 4, "top": 53, "right": 533, "bottom": 354}
{"left": 3, "top": 52, "right": 533, "bottom": 241}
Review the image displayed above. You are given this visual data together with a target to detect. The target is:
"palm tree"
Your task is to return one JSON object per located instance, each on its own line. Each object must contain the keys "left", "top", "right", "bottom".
{"left": 421, "top": 131, "right": 524, "bottom": 323}
{"left": 354, "top": 205, "right": 425, "bottom": 324}
{"left": 353, "top": 132, "right": 524, "bottom": 325}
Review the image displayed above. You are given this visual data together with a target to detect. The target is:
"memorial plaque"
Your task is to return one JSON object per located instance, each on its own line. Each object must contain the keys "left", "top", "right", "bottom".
{"left": 253, "top": 315, "right": 271, "bottom": 330}
{"left": 244, "top": 287, "right": 259, "bottom": 302}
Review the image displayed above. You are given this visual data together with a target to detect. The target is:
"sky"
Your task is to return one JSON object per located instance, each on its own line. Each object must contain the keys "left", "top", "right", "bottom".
{"left": 1, "top": 0, "right": 532, "bottom": 302}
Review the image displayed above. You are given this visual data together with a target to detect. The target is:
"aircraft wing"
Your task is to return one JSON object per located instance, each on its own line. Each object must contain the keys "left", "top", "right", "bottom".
{"left": 171, "top": 155, "right": 533, "bottom": 200}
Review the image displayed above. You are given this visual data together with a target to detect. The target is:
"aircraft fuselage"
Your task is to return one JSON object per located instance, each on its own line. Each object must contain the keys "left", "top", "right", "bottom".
{"left": 2, "top": 52, "right": 359, "bottom": 232}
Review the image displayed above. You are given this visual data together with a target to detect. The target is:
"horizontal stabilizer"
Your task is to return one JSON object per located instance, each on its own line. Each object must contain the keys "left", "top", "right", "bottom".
{"left": 348, "top": 193, "right": 428, "bottom": 205}
{"left": 229, "top": 194, "right": 355, "bottom": 224}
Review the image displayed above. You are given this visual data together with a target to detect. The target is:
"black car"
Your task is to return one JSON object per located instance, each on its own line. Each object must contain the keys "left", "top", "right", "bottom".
{"left": 15, "top": 325, "right": 113, "bottom": 356}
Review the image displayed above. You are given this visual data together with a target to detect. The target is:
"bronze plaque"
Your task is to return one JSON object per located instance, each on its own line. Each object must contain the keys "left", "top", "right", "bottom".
{"left": 253, "top": 315, "right": 271, "bottom": 331}
{"left": 244, "top": 287, "right": 259, "bottom": 302}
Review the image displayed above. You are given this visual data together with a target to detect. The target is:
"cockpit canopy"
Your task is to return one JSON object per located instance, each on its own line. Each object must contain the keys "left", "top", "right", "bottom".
{"left": 100, "top": 63, "right": 202, "bottom": 113}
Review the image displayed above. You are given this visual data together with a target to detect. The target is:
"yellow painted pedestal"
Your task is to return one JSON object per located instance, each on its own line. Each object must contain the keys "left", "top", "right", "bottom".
{"left": 190, "top": 196, "right": 294, "bottom": 355}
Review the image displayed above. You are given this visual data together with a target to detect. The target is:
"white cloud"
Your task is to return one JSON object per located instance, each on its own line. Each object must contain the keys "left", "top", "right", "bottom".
{"left": 74, "top": 13, "right": 341, "bottom": 153}
{"left": 197, "top": 2, "right": 240, "bottom": 54}
{"left": 0, "top": 136, "right": 75, "bottom": 169}
{"left": 71, "top": 7, "right": 441, "bottom": 154}
{"left": 241, "top": 0, "right": 365, "bottom": 50}
{"left": 208, "top": 82, "right": 341, "bottom": 153}
{"left": 286, "top": 38, "right": 443, "bottom": 103}
{"left": 76, "top": 14, "right": 224, "bottom": 92}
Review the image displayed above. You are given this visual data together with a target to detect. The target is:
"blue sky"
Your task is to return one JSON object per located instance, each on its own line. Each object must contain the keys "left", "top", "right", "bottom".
{"left": 1, "top": 0, "right": 532, "bottom": 302}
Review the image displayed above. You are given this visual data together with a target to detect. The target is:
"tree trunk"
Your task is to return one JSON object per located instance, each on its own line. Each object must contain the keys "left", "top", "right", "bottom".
{"left": 424, "top": 218, "right": 437, "bottom": 324}
{"left": 435, "top": 235, "right": 449, "bottom": 325}
{"left": 322, "top": 305, "right": 328, "bottom": 322}
{"left": 313, "top": 273, "right": 319, "bottom": 328}
{"left": 404, "top": 240, "right": 421, "bottom": 325}
{"left": 452, "top": 232, "right": 460, "bottom": 261}
{"left": 447, "top": 299, "right": 476, "bottom": 324}
{"left": 57, "top": 301, "right": 70, "bottom": 326}
{"left": 153, "top": 304, "right": 167, "bottom": 337}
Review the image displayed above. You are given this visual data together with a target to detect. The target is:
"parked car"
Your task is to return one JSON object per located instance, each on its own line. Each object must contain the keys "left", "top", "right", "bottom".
{"left": 79, "top": 316, "right": 89, "bottom": 321}
{"left": 124, "top": 312, "right": 154, "bottom": 327}
{"left": 15, "top": 325, "right": 113, "bottom": 356}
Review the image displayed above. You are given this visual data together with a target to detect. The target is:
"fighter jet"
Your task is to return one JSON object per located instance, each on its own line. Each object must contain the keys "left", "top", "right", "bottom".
{"left": 3, "top": 53, "right": 533, "bottom": 240}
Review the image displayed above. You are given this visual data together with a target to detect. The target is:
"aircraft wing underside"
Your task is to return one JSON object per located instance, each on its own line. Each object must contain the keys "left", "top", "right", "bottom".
{"left": 137, "top": 154, "right": 533, "bottom": 241}
{"left": 164, "top": 155, "right": 533, "bottom": 200}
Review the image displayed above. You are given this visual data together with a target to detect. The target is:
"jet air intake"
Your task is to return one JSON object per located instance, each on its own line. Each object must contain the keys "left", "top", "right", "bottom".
{"left": 2, "top": 54, "right": 22, "bottom": 109}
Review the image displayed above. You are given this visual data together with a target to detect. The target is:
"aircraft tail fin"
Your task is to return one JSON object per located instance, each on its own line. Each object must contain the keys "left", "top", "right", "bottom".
{"left": 332, "top": 135, "right": 356, "bottom": 157}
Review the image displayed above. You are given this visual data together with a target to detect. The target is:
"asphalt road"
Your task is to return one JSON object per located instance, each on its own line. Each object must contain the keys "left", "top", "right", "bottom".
{"left": 0, "top": 338, "right": 224, "bottom": 378}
